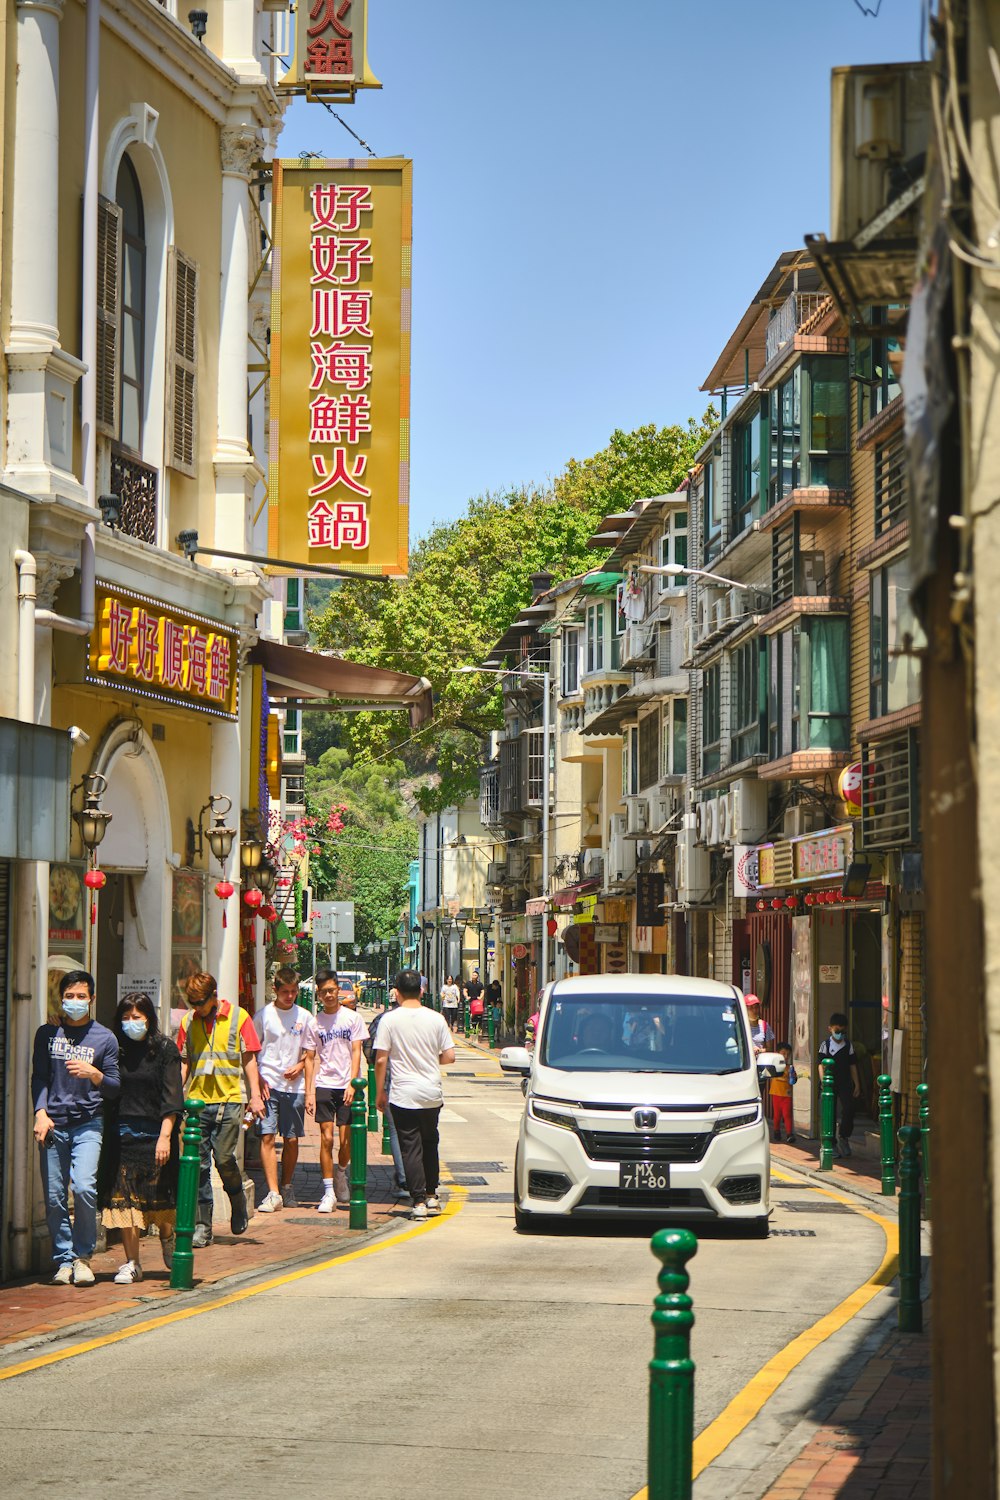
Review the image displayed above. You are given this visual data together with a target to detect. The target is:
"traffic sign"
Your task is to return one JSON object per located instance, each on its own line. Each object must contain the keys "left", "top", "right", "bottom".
{"left": 312, "top": 900, "right": 355, "bottom": 943}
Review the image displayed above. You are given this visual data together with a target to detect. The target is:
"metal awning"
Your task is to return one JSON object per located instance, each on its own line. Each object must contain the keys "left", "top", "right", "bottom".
{"left": 248, "top": 640, "right": 433, "bottom": 728}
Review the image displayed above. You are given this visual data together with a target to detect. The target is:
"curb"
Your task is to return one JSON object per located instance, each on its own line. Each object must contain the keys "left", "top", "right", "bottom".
{"left": 771, "top": 1150, "right": 900, "bottom": 1213}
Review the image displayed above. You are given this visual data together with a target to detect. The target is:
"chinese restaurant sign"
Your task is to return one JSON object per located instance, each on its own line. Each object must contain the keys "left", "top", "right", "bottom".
{"left": 269, "top": 158, "right": 411, "bottom": 576}
{"left": 285, "top": 0, "right": 381, "bottom": 98}
{"left": 87, "top": 586, "right": 239, "bottom": 718}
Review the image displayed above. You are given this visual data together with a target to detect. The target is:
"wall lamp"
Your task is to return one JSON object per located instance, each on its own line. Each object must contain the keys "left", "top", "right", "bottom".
{"left": 98, "top": 493, "right": 121, "bottom": 530}
{"left": 194, "top": 794, "right": 236, "bottom": 866}
{"left": 254, "top": 857, "right": 277, "bottom": 896}
{"left": 73, "top": 772, "right": 112, "bottom": 852}
{"left": 188, "top": 9, "right": 208, "bottom": 42}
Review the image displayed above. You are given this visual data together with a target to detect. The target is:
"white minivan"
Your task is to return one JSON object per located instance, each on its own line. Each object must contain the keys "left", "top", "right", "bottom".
{"left": 500, "top": 974, "right": 784, "bottom": 1236}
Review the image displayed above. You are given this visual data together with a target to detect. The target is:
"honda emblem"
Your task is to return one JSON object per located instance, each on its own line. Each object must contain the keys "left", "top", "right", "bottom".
{"left": 634, "top": 1108, "right": 658, "bottom": 1130}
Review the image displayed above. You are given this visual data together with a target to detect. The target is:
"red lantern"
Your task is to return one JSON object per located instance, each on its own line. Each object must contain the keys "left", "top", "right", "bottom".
{"left": 84, "top": 868, "right": 106, "bottom": 892}
{"left": 546, "top": 917, "right": 558, "bottom": 936}
{"left": 803, "top": 892, "right": 814, "bottom": 906}
{"left": 756, "top": 900, "right": 767, "bottom": 912}
{"left": 261, "top": 904, "right": 278, "bottom": 924}
{"left": 785, "top": 895, "right": 797, "bottom": 909}
{"left": 214, "top": 878, "right": 234, "bottom": 929}
{"left": 244, "top": 887, "right": 263, "bottom": 910}
{"left": 770, "top": 897, "right": 783, "bottom": 910}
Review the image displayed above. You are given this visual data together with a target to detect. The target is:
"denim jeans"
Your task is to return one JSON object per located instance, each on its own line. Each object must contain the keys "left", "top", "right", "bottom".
{"left": 39, "top": 1116, "right": 104, "bottom": 1266}
{"left": 195, "top": 1102, "right": 243, "bottom": 1226}
{"left": 386, "top": 1102, "right": 406, "bottom": 1189}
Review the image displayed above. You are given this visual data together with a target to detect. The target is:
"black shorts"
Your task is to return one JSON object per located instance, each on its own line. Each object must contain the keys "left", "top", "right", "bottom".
{"left": 315, "top": 1088, "right": 352, "bottom": 1126}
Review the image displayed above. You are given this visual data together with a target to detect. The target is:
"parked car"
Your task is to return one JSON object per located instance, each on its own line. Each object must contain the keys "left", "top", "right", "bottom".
{"left": 500, "top": 974, "right": 784, "bottom": 1236}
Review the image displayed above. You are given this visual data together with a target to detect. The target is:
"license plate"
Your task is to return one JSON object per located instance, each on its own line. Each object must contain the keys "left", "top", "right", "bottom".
{"left": 619, "top": 1161, "right": 670, "bottom": 1191}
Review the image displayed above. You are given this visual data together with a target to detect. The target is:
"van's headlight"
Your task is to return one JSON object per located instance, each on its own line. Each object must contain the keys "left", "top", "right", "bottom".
{"left": 713, "top": 1107, "right": 760, "bottom": 1133}
{"left": 528, "top": 1098, "right": 576, "bottom": 1130}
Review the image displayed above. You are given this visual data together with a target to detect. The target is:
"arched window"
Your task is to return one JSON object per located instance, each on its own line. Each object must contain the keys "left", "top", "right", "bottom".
{"left": 116, "top": 155, "right": 146, "bottom": 453}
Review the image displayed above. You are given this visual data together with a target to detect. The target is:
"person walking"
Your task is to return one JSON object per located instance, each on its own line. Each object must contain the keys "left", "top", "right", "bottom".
{"left": 98, "top": 992, "right": 183, "bottom": 1283}
{"left": 818, "top": 1012, "right": 863, "bottom": 1157}
{"left": 486, "top": 976, "right": 503, "bottom": 1039}
{"left": 310, "top": 969, "right": 369, "bottom": 1212}
{"left": 31, "top": 970, "right": 121, "bottom": 1285}
{"left": 374, "top": 968, "right": 455, "bottom": 1222}
{"left": 176, "top": 971, "right": 264, "bottom": 1247}
{"left": 367, "top": 987, "right": 408, "bottom": 1200}
{"left": 440, "top": 975, "right": 460, "bottom": 1032}
{"left": 744, "top": 994, "right": 775, "bottom": 1055}
{"left": 253, "top": 966, "right": 318, "bottom": 1212}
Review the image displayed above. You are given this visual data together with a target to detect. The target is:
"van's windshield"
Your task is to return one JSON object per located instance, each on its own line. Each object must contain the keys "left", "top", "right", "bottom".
{"left": 539, "top": 994, "right": 749, "bottom": 1074}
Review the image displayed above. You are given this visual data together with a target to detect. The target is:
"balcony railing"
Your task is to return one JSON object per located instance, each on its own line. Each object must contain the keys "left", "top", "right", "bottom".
{"left": 480, "top": 764, "right": 501, "bottom": 830}
{"left": 111, "top": 450, "right": 159, "bottom": 544}
{"left": 860, "top": 728, "right": 920, "bottom": 850}
{"left": 765, "top": 292, "right": 829, "bottom": 365}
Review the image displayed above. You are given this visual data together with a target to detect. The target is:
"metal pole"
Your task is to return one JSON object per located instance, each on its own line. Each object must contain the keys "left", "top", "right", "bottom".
{"left": 917, "top": 1082, "right": 931, "bottom": 1216}
{"left": 647, "top": 1227, "right": 698, "bottom": 1500}
{"left": 878, "top": 1073, "right": 897, "bottom": 1196}
{"left": 331, "top": 915, "right": 338, "bottom": 977}
{"left": 898, "top": 1124, "right": 923, "bottom": 1332}
{"left": 541, "top": 669, "right": 551, "bottom": 989}
{"left": 819, "top": 1057, "right": 835, "bottom": 1171}
{"left": 170, "top": 1099, "right": 205, "bottom": 1291}
{"left": 349, "top": 1076, "right": 367, "bottom": 1230}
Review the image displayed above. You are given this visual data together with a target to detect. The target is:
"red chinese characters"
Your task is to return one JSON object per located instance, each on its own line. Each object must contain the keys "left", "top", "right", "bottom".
{"left": 159, "top": 618, "right": 186, "bottom": 691}
{"left": 306, "top": 499, "right": 370, "bottom": 550}
{"left": 184, "top": 626, "right": 208, "bottom": 697}
{"left": 131, "top": 608, "right": 159, "bottom": 683}
{"left": 100, "top": 597, "right": 134, "bottom": 675}
{"left": 206, "top": 635, "right": 232, "bottom": 704}
{"left": 305, "top": 0, "right": 354, "bottom": 76}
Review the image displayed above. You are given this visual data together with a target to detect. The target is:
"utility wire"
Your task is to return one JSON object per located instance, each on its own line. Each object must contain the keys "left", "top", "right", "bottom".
{"left": 852, "top": 0, "right": 884, "bottom": 14}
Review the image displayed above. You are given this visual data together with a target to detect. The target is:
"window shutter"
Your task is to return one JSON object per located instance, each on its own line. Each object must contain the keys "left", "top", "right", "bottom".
{"left": 96, "top": 196, "right": 122, "bottom": 437}
{"left": 657, "top": 621, "right": 672, "bottom": 678}
{"left": 167, "top": 247, "right": 198, "bottom": 475}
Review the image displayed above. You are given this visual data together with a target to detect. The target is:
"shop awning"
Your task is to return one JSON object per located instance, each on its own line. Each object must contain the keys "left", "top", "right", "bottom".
{"left": 550, "top": 878, "right": 601, "bottom": 908}
{"left": 249, "top": 640, "right": 433, "bottom": 729}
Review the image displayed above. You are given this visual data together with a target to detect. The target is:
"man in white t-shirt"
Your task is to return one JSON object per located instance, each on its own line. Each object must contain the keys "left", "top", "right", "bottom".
{"left": 253, "top": 967, "right": 318, "bottom": 1212}
{"left": 374, "top": 968, "right": 455, "bottom": 1222}
{"left": 309, "top": 968, "right": 370, "bottom": 1212}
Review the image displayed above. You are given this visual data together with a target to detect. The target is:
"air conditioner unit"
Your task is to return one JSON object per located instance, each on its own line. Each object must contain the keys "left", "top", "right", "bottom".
{"left": 676, "top": 825, "right": 711, "bottom": 904}
{"left": 697, "top": 594, "right": 714, "bottom": 643}
{"left": 717, "top": 792, "right": 732, "bottom": 845}
{"left": 731, "top": 777, "right": 768, "bottom": 843}
{"left": 506, "top": 848, "right": 526, "bottom": 881}
{"left": 632, "top": 797, "right": 650, "bottom": 833}
{"left": 696, "top": 800, "right": 710, "bottom": 844}
{"left": 637, "top": 840, "right": 652, "bottom": 862}
{"left": 708, "top": 797, "right": 720, "bottom": 847}
{"left": 729, "top": 587, "right": 745, "bottom": 621}
{"left": 830, "top": 63, "right": 931, "bottom": 241}
{"left": 609, "top": 812, "right": 635, "bottom": 882}
{"left": 783, "top": 804, "right": 825, "bottom": 838}
{"left": 582, "top": 849, "right": 604, "bottom": 879}
{"left": 653, "top": 792, "right": 678, "bottom": 830}
{"left": 656, "top": 622, "right": 672, "bottom": 677}
{"left": 799, "top": 551, "right": 826, "bottom": 596}
{"left": 712, "top": 599, "right": 727, "bottom": 633}
{"left": 485, "top": 861, "right": 505, "bottom": 887}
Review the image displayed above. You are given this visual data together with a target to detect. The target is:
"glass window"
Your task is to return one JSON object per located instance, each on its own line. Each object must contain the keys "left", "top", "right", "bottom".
{"left": 870, "top": 556, "right": 925, "bottom": 718}
{"left": 586, "top": 603, "right": 605, "bottom": 673}
{"left": 731, "top": 639, "right": 763, "bottom": 762}
{"left": 702, "top": 663, "right": 721, "bottom": 776}
{"left": 283, "top": 707, "right": 300, "bottom": 756}
{"left": 732, "top": 405, "right": 761, "bottom": 534}
{"left": 806, "top": 355, "right": 849, "bottom": 490}
{"left": 638, "top": 710, "right": 659, "bottom": 790}
{"left": 561, "top": 627, "right": 581, "bottom": 696}
{"left": 626, "top": 725, "right": 639, "bottom": 796}
{"left": 704, "top": 450, "right": 723, "bottom": 562}
{"left": 116, "top": 155, "right": 145, "bottom": 454}
{"left": 659, "top": 510, "right": 689, "bottom": 589}
{"left": 285, "top": 577, "right": 302, "bottom": 632}
{"left": 539, "top": 993, "right": 749, "bottom": 1075}
{"left": 854, "top": 305, "right": 903, "bottom": 428}
{"left": 767, "top": 620, "right": 849, "bottom": 758}
{"left": 768, "top": 367, "right": 801, "bottom": 508}
{"left": 661, "top": 697, "right": 688, "bottom": 778}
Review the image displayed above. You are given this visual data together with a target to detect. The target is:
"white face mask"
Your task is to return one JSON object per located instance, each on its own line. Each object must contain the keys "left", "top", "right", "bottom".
{"left": 61, "top": 998, "right": 91, "bottom": 1022}
{"left": 122, "top": 1018, "right": 148, "bottom": 1041}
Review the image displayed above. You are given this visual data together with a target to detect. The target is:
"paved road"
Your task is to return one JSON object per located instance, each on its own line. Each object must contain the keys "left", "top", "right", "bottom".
{"left": 0, "top": 1042, "right": 888, "bottom": 1500}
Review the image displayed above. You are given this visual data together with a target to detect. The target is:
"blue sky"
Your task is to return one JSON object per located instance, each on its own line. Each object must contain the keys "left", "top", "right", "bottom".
{"left": 279, "top": 1, "right": 923, "bottom": 541}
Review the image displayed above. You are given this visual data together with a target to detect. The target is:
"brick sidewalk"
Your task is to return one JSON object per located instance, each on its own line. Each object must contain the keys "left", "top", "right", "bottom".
{"left": 761, "top": 1320, "right": 932, "bottom": 1499}
{"left": 770, "top": 1138, "right": 885, "bottom": 1198}
{"left": 0, "top": 1114, "right": 408, "bottom": 1351}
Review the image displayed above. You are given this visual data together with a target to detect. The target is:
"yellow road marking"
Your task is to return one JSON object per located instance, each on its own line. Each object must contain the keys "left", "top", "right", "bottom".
{"left": 0, "top": 1185, "right": 467, "bottom": 1384}
{"left": 630, "top": 1173, "right": 899, "bottom": 1499}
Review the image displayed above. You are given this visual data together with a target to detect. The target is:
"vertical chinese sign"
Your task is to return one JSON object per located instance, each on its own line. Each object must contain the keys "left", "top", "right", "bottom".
{"left": 269, "top": 158, "right": 411, "bottom": 576}
{"left": 285, "top": 0, "right": 381, "bottom": 97}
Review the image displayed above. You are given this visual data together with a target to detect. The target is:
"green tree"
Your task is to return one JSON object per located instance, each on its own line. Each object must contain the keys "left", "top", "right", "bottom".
{"left": 310, "top": 414, "right": 717, "bottom": 810}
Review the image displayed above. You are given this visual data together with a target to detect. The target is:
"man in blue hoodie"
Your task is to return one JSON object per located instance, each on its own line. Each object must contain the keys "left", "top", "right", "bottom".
{"left": 31, "top": 970, "right": 120, "bottom": 1285}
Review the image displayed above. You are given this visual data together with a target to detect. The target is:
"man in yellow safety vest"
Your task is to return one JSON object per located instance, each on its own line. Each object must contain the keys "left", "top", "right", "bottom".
{"left": 177, "top": 971, "right": 264, "bottom": 1247}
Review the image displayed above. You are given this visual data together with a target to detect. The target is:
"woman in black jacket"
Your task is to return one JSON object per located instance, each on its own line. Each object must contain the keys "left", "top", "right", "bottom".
{"left": 98, "top": 992, "right": 183, "bottom": 1284}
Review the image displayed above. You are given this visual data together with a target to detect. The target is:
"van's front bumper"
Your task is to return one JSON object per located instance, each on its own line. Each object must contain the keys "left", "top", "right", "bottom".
{"left": 516, "top": 1111, "right": 770, "bottom": 1222}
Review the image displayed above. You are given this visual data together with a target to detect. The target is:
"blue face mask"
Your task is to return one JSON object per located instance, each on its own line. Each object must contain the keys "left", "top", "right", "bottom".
{"left": 831, "top": 1030, "right": 845, "bottom": 1041}
{"left": 122, "top": 1018, "right": 148, "bottom": 1041}
{"left": 61, "top": 998, "right": 91, "bottom": 1022}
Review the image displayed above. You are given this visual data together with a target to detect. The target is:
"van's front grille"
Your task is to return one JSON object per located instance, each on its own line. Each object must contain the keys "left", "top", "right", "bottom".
{"left": 577, "top": 1129, "right": 712, "bottom": 1164}
{"left": 579, "top": 1187, "right": 711, "bottom": 1212}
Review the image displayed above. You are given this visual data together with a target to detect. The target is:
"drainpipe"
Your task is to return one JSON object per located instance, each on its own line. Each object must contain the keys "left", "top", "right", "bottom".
{"left": 10, "top": 549, "right": 37, "bottom": 1273}
{"left": 79, "top": 0, "right": 99, "bottom": 629}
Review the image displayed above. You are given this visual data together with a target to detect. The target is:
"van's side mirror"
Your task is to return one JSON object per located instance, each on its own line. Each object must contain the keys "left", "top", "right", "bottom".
{"left": 500, "top": 1045, "right": 532, "bottom": 1077}
{"left": 756, "top": 1051, "right": 786, "bottom": 1077}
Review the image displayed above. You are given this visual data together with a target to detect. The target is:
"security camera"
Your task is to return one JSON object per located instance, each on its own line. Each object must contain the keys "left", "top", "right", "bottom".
{"left": 69, "top": 726, "right": 90, "bottom": 746}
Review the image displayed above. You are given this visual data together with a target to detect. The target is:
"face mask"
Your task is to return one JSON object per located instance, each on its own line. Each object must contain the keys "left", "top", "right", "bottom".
{"left": 832, "top": 1030, "right": 844, "bottom": 1041}
{"left": 122, "top": 1018, "right": 148, "bottom": 1041}
{"left": 61, "top": 998, "right": 91, "bottom": 1022}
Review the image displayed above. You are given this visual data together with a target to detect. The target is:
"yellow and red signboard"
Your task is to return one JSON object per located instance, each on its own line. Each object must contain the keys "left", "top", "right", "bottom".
{"left": 87, "top": 586, "right": 239, "bottom": 718}
{"left": 269, "top": 158, "right": 411, "bottom": 576}
{"left": 284, "top": 0, "right": 381, "bottom": 98}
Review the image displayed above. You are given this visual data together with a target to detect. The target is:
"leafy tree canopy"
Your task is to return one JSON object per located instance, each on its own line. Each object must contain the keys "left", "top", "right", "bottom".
{"left": 308, "top": 412, "right": 716, "bottom": 812}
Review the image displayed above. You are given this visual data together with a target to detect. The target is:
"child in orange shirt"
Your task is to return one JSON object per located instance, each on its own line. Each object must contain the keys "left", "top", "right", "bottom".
{"left": 770, "top": 1041, "right": 797, "bottom": 1144}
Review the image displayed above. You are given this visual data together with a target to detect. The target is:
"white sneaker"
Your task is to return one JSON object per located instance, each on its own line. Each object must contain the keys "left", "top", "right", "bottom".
{"left": 257, "top": 1190, "right": 283, "bottom": 1213}
{"left": 113, "top": 1260, "right": 142, "bottom": 1285}
{"left": 410, "top": 1202, "right": 429, "bottom": 1222}
{"left": 52, "top": 1263, "right": 74, "bottom": 1286}
{"left": 425, "top": 1195, "right": 442, "bottom": 1217}
{"left": 280, "top": 1183, "right": 297, "bottom": 1207}
{"left": 333, "top": 1165, "right": 350, "bottom": 1205}
{"left": 72, "top": 1258, "right": 96, "bottom": 1286}
{"left": 317, "top": 1189, "right": 336, "bottom": 1213}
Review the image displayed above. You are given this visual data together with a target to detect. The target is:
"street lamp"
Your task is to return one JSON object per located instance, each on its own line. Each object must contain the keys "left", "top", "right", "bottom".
{"left": 634, "top": 563, "right": 752, "bottom": 589}
{"left": 455, "top": 663, "right": 552, "bottom": 987}
{"left": 193, "top": 794, "right": 236, "bottom": 870}
{"left": 73, "top": 772, "right": 112, "bottom": 852}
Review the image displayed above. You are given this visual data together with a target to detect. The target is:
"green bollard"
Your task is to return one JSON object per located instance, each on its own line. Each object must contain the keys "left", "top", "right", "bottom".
{"left": 878, "top": 1074, "right": 897, "bottom": 1196}
{"left": 349, "top": 1076, "right": 368, "bottom": 1231}
{"left": 917, "top": 1082, "right": 931, "bottom": 1217}
{"left": 170, "top": 1098, "right": 205, "bottom": 1291}
{"left": 464, "top": 1003, "right": 471, "bottom": 1040}
{"left": 367, "top": 1062, "right": 379, "bottom": 1133}
{"left": 487, "top": 1006, "right": 496, "bottom": 1048}
{"left": 819, "top": 1057, "right": 836, "bottom": 1171}
{"left": 648, "top": 1227, "right": 698, "bottom": 1500}
{"left": 898, "top": 1125, "right": 923, "bottom": 1332}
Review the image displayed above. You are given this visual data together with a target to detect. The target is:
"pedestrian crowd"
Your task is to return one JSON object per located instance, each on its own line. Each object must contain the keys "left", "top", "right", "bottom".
{"left": 30, "top": 962, "right": 455, "bottom": 1287}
